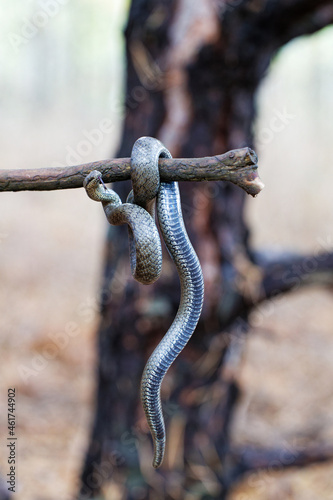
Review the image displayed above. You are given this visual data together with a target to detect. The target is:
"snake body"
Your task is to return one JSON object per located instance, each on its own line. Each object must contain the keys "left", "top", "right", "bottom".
{"left": 84, "top": 137, "right": 204, "bottom": 468}
{"left": 84, "top": 170, "right": 162, "bottom": 285}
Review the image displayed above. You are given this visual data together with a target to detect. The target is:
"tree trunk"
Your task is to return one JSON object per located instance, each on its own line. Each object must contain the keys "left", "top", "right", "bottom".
{"left": 79, "top": 1, "right": 333, "bottom": 499}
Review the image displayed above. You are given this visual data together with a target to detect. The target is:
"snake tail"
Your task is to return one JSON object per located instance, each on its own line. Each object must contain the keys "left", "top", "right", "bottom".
{"left": 140, "top": 180, "right": 204, "bottom": 468}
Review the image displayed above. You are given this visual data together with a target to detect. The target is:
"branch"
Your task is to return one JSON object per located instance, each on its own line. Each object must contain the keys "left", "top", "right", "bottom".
{"left": 0, "top": 147, "right": 264, "bottom": 197}
{"left": 235, "top": 0, "right": 333, "bottom": 42}
{"left": 231, "top": 444, "right": 333, "bottom": 476}
{"left": 258, "top": 251, "right": 333, "bottom": 303}
{"left": 214, "top": 251, "right": 333, "bottom": 330}
{"left": 273, "top": 1, "right": 333, "bottom": 46}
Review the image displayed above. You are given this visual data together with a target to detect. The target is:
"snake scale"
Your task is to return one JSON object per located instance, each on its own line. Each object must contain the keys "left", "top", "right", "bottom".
{"left": 84, "top": 136, "right": 204, "bottom": 468}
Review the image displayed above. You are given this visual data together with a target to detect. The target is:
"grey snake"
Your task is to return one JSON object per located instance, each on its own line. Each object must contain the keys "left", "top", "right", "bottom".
{"left": 84, "top": 136, "right": 204, "bottom": 468}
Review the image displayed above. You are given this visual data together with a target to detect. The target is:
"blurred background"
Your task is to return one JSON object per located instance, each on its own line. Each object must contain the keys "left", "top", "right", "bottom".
{"left": 0, "top": 1, "right": 333, "bottom": 499}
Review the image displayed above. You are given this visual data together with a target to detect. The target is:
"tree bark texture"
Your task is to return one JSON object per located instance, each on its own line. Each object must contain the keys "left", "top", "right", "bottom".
{"left": 0, "top": 147, "right": 262, "bottom": 195}
{"left": 79, "top": 1, "right": 333, "bottom": 499}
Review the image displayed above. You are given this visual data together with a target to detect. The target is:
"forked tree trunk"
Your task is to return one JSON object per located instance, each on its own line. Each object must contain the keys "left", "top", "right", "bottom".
{"left": 79, "top": 1, "right": 333, "bottom": 499}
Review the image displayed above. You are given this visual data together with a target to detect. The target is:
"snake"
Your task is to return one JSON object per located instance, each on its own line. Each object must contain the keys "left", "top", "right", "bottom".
{"left": 84, "top": 136, "right": 204, "bottom": 468}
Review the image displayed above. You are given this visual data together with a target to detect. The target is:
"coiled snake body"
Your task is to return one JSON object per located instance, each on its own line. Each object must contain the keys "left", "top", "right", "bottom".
{"left": 84, "top": 137, "right": 204, "bottom": 468}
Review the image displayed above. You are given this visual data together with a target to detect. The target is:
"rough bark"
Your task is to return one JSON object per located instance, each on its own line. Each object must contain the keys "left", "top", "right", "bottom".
{"left": 0, "top": 147, "right": 262, "bottom": 195}
{"left": 79, "top": 1, "right": 333, "bottom": 499}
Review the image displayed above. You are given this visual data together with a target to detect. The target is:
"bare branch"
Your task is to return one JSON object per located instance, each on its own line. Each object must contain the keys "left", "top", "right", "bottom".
{"left": 257, "top": 251, "right": 333, "bottom": 304}
{"left": 233, "top": 0, "right": 333, "bottom": 43}
{"left": 0, "top": 147, "right": 263, "bottom": 197}
{"left": 231, "top": 444, "right": 333, "bottom": 475}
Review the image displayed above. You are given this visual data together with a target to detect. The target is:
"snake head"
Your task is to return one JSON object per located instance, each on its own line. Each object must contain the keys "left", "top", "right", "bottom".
{"left": 84, "top": 170, "right": 122, "bottom": 205}
{"left": 84, "top": 170, "right": 108, "bottom": 202}
{"left": 84, "top": 169, "right": 103, "bottom": 193}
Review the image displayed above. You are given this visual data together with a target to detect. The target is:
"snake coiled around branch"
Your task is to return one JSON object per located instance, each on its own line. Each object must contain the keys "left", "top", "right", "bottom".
{"left": 84, "top": 136, "right": 204, "bottom": 468}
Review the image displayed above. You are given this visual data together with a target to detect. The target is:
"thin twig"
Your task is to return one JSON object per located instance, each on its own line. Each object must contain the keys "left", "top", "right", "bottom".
{"left": 0, "top": 147, "right": 264, "bottom": 197}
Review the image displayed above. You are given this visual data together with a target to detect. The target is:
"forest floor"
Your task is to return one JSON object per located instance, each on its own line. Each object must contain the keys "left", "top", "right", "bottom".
{"left": 0, "top": 168, "right": 333, "bottom": 500}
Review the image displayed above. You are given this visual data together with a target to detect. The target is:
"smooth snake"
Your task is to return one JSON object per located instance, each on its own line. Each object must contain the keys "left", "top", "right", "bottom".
{"left": 84, "top": 136, "right": 204, "bottom": 468}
